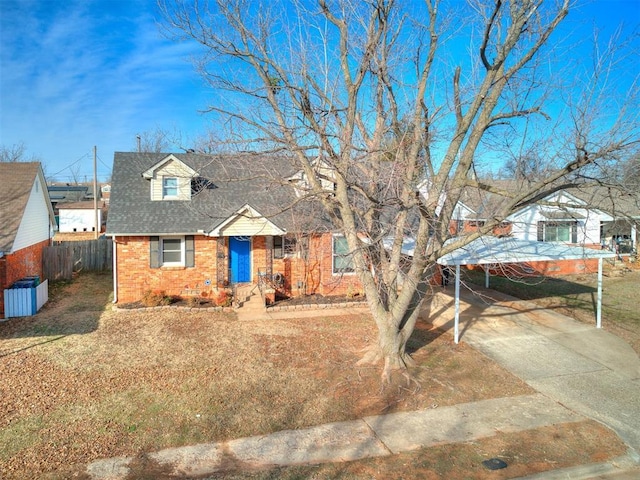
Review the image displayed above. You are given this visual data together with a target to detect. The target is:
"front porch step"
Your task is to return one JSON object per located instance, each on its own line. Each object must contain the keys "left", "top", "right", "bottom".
{"left": 233, "top": 284, "right": 254, "bottom": 303}
{"left": 233, "top": 284, "right": 264, "bottom": 310}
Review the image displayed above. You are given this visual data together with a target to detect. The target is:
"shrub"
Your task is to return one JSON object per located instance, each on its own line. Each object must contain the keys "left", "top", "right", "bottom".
{"left": 214, "top": 289, "right": 233, "bottom": 307}
{"left": 187, "top": 296, "right": 201, "bottom": 307}
{"left": 141, "top": 289, "right": 172, "bottom": 307}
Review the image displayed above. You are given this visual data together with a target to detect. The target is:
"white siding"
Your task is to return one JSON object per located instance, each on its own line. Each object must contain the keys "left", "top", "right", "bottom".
{"left": 507, "top": 192, "right": 606, "bottom": 245}
{"left": 12, "top": 176, "right": 52, "bottom": 252}
{"left": 150, "top": 159, "right": 194, "bottom": 201}
{"left": 221, "top": 213, "right": 283, "bottom": 236}
{"left": 59, "top": 209, "right": 102, "bottom": 233}
{"left": 453, "top": 202, "right": 475, "bottom": 220}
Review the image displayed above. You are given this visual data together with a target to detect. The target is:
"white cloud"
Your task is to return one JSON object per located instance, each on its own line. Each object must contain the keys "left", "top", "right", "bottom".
{"left": 0, "top": 0, "right": 208, "bottom": 180}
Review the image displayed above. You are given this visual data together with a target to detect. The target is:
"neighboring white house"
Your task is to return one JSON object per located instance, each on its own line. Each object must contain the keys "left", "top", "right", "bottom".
{"left": 58, "top": 201, "right": 103, "bottom": 233}
{"left": 506, "top": 191, "right": 612, "bottom": 246}
{"left": 1, "top": 162, "right": 56, "bottom": 317}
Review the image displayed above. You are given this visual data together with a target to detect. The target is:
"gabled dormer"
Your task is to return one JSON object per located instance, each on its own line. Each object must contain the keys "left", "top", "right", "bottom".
{"left": 287, "top": 156, "right": 337, "bottom": 197}
{"left": 142, "top": 154, "right": 198, "bottom": 201}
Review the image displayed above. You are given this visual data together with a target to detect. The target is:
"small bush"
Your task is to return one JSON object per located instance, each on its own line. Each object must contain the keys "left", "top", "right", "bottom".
{"left": 186, "top": 296, "right": 199, "bottom": 307}
{"left": 141, "top": 289, "right": 172, "bottom": 307}
{"left": 214, "top": 289, "right": 233, "bottom": 307}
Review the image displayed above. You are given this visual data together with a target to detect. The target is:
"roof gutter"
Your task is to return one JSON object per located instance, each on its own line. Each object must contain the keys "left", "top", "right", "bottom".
{"left": 105, "top": 232, "right": 202, "bottom": 237}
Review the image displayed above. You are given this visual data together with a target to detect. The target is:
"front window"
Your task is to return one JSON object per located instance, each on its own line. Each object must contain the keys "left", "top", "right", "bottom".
{"left": 273, "top": 236, "right": 298, "bottom": 259}
{"left": 162, "top": 238, "right": 183, "bottom": 265}
{"left": 333, "top": 235, "right": 355, "bottom": 274}
{"left": 544, "top": 223, "right": 571, "bottom": 242}
{"left": 163, "top": 177, "right": 178, "bottom": 198}
{"left": 538, "top": 221, "right": 577, "bottom": 243}
{"left": 467, "top": 220, "right": 485, "bottom": 230}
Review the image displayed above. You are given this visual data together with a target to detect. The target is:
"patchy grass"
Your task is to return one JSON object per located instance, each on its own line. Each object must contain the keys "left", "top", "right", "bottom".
{"left": 0, "top": 272, "right": 628, "bottom": 479}
{"left": 462, "top": 262, "right": 640, "bottom": 353}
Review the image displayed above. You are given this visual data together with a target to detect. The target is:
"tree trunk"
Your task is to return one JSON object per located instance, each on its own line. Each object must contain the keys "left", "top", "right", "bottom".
{"left": 357, "top": 299, "right": 423, "bottom": 384}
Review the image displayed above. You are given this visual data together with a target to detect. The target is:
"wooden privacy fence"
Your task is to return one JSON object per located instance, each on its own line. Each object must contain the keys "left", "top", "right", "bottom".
{"left": 43, "top": 237, "right": 112, "bottom": 281}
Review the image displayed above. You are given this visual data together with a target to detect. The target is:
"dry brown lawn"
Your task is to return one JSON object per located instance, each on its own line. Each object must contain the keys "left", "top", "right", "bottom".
{"left": 0, "top": 272, "right": 627, "bottom": 479}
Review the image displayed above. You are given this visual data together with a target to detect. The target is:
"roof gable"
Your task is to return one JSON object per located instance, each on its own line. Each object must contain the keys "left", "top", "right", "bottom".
{"left": 142, "top": 154, "right": 197, "bottom": 179}
{"left": 0, "top": 162, "right": 55, "bottom": 253}
{"left": 209, "top": 204, "right": 286, "bottom": 236}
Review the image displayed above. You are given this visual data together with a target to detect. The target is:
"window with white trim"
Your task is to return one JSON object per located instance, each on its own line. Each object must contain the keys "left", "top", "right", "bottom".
{"left": 162, "top": 238, "right": 183, "bottom": 265}
{"left": 333, "top": 235, "right": 355, "bottom": 274}
{"left": 537, "top": 221, "right": 578, "bottom": 243}
{"left": 150, "top": 236, "right": 195, "bottom": 268}
{"left": 273, "top": 236, "right": 298, "bottom": 259}
{"left": 162, "top": 177, "right": 178, "bottom": 198}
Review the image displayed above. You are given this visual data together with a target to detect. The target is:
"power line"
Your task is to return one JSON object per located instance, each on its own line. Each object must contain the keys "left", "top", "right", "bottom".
{"left": 48, "top": 151, "right": 91, "bottom": 178}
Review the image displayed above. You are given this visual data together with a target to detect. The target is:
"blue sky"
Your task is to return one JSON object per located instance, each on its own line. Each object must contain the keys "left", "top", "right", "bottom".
{"left": 1, "top": 0, "right": 638, "bottom": 182}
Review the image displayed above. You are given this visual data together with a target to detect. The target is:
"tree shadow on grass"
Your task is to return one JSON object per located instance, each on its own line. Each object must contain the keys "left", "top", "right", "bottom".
{"left": 463, "top": 269, "right": 597, "bottom": 301}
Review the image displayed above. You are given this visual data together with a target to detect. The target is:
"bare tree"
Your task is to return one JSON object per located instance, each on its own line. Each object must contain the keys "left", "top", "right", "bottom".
{"left": 135, "top": 127, "right": 181, "bottom": 153}
{"left": 160, "top": 0, "right": 639, "bottom": 381}
{"left": 620, "top": 153, "right": 640, "bottom": 190}
{"left": 0, "top": 142, "right": 40, "bottom": 163}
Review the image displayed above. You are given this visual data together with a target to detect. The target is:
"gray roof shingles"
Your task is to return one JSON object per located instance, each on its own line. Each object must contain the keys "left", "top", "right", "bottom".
{"left": 106, "top": 152, "right": 325, "bottom": 235}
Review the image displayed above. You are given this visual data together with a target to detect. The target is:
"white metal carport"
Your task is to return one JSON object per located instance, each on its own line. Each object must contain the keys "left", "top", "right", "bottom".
{"left": 436, "top": 237, "right": 617, "bottom": 343}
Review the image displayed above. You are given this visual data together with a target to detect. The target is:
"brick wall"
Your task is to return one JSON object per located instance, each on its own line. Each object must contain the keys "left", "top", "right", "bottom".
{"left": 114, "top": 233, "right": 365, "bottom": 304}
{"left": 483, "top": 257, "right": 602, "bottom": 277}
{"left": 0, "top": 239, "right": 49, "bottom": 317}
{"left": 114, "top": 235, "right": 221, "bottom": 303}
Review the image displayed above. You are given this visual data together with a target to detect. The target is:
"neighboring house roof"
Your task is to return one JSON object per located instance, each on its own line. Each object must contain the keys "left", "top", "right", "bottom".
{"left": 569, "top": 184, "right": 640, "bottom": 220}
{"left": 106, "top": 152, "right": 331, "bottom": 236}
{"left": 58, "top": 200, "right": 105, "bottom": 210}
{"left": 48, "top": 183, "right": 103, "bottom": 201}
{"left": 455, "top": 179, "right": 638, "bottom": 223}
{"left": 0, "top": 162, "right": 55, "bottom": 253}
{"left": 47, "top": 185, "right": 89, "bottom": 203}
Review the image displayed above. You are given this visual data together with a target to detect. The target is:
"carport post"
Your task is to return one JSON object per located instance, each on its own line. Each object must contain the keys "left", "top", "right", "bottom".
{"left": 454, "top": 264, "right": 461, "bottom": 344}
{"left": 597, "top": 257, "right": 603, "bottom": 329}
{"left": 485, "top": 267, "right": 490, "bottom": 288}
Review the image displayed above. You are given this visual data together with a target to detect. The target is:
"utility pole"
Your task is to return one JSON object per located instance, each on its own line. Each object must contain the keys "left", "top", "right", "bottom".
{"left": 93, "top": 146, "right": 99, "bottom": 239}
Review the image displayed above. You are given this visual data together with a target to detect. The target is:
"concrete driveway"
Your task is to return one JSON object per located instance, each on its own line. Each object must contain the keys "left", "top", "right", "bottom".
{"left": 427, "top": 285, "right": 640, "bottom": 462}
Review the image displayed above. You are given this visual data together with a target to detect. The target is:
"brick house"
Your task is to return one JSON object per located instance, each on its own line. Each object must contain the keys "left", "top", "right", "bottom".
{"left": 106, "top": 152, "right": 362, "bottom": 304}
{"left": 0, "top": 162, "right": 56, "bottom": 318}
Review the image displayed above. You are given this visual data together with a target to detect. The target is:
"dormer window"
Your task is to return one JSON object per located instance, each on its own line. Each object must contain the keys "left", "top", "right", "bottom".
{"left": 143, "top": 155, "right": 198, "bottom": 201}
{"left": 162, "top": 177, "right": 178, "bottom": 198}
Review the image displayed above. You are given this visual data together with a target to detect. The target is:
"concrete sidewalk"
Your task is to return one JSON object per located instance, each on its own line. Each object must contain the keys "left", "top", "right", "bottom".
{"left": 87, "top": 289, "right": 640, "bottom": 479}
{"left": 87, "top": 394, "right": 590, "bottom": 479}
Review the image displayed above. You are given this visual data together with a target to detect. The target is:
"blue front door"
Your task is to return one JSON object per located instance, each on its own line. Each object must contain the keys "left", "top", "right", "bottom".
{"left": 229, "top": 236, "right": 251, "bottom": 283}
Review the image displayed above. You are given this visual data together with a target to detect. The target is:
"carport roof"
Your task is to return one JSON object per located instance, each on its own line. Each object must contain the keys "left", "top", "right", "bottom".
{"left": 434, "top": 236, "right": 617, "bottom": 344}
{"left": 436, "top": 237, "right": 616, "bottom": 266}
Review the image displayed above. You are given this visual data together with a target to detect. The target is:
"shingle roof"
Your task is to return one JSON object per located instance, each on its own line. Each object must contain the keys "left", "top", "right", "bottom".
{"left": 0, "top": 162, "right": 42, "bottom": 253}
{"left": 458, "top": 179, "right": 640, "bottom": 221}
{"left": 106, "top": 152, "right": 331, "bottom": 235}
{"left": 569, "top": 184, "right": 640, "bottom": 219}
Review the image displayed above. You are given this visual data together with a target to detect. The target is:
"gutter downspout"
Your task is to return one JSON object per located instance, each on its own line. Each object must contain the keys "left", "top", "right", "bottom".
{"left": 112, "top": 237, "right": 117, "bottom": 303}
